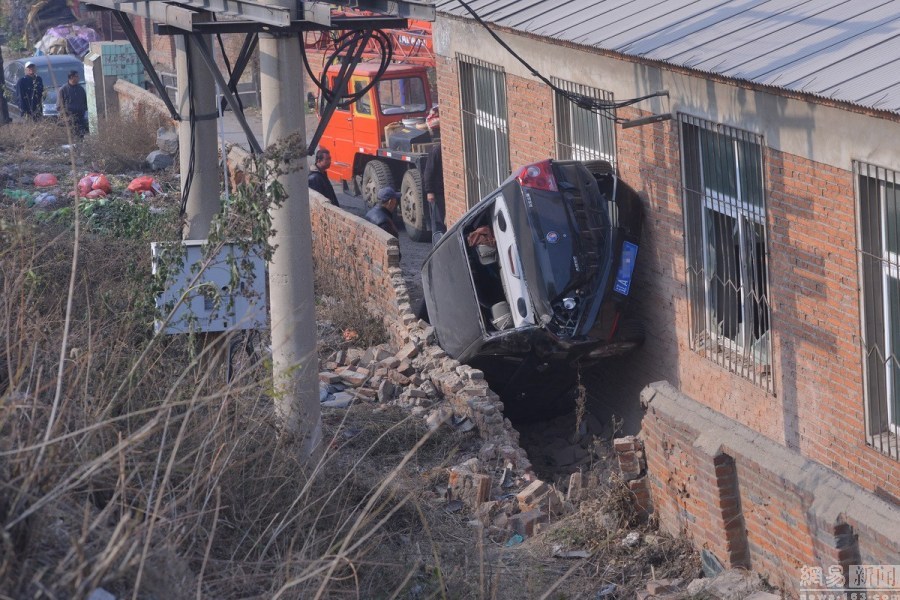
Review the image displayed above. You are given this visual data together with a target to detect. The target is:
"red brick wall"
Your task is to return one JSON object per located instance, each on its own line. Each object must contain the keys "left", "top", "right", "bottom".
{"left": 434, "top": 47, "right": 900, "bottom": 579}
{"left": 133, "top": 16, "right": 175, "bottom": 71}
{"left": 506, "top": 74, "right": 555, "bottom": 170}
{"left": 308, "top": 191, "right": 418, "bottom": 348}
{"left": 435, "top": 56, "right": 466, "bottom": 224}
{"left": 642, "top": 382, "right": 900, "bottom": 595}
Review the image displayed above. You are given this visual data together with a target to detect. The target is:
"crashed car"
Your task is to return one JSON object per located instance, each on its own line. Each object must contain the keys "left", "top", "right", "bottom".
{"left": 421, "top": 158, "right": 644, "bottom": 419}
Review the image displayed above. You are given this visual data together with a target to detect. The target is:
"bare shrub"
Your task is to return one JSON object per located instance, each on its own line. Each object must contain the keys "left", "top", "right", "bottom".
{"left": 81, "top": 112, "right": 172, "bottom": 172}
{"left": 0, "top": 204, "right": 461, "bottom": 599}
{"left": 314, "top": 268, "right": 388, "bottom": 357}
{"left": 0, "top": 118, "right": 69, "bottom": 160}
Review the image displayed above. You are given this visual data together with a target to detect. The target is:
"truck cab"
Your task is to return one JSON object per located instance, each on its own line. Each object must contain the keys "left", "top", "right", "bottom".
{"left": 318, "top": 62, "right": 432, "bottom": 185}
{"left": 316, "top": 62, "right": 440, "bottom": 242}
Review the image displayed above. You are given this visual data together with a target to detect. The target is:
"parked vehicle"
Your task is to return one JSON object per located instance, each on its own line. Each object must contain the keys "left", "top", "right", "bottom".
{"left": 421, "top": 159, "right": 645, "bottom": 419}
{"left": 317, "top": 61, "right": 437, "bottom": 242}
{"left": 4, "top": 54, "right": 85, "bottom": 119}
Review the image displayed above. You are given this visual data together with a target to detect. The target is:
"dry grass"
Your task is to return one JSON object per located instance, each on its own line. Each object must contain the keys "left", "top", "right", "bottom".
{"left": 0, "top": 119, "right": 699, "bottom": 598}
{"left": 0, "top": 118, "right": 70, "bottom": 163}
{"left": 0, "top": 211, "right": 473, "bottom": 599}
{"left": 81, "top": 112, "right": 173, "bottom": 173}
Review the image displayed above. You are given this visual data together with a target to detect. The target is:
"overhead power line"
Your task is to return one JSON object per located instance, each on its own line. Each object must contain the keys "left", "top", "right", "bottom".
{"left": 455, "top": 0, "right": 668, "bottom": 124}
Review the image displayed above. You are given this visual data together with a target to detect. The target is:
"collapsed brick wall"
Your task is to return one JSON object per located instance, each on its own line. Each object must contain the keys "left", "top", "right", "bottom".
{"left": 641, "top": 381, "right": 900, "bottom": 594}
{"left": 113, "top": 79, "right": 173, "bottom": 125}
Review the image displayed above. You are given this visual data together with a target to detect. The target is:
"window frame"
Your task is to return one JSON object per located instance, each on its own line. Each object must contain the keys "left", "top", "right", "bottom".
{"left": 552, "top": 78, "right": 616, "bottom": 165}
{"left": 680, "top": 114, "right": 773, "bottom": 393}
{"left": 856, "top": 161, "right": 900, "bottom": 460}
{"left": 457, "top": 54, "right": 510, "bottom": 208}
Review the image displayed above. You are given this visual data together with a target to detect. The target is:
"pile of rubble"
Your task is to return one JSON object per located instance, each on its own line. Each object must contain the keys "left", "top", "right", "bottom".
{"left": 316, "top": 319, "right": 606, "bottom": 543}
{"left": 637, "top": 569, "right": 780, "bottom": 600}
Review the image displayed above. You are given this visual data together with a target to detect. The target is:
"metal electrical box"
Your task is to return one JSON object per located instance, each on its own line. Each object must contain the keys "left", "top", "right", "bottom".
{"left": 151, "top": 240, "right": 267, "bottom": 334}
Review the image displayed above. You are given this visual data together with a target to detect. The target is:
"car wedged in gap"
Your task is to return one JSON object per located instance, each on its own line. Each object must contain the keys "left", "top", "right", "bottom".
{"left": 421, "top": 159, "right": 644, "bottom": 419}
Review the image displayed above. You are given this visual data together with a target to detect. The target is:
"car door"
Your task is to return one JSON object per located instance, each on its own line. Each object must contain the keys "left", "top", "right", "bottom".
{"left": 350, "top": 77, "right": 379, "bottom": 158}
{"left": 318, "top": 71, "right": 355, "bottom": 182}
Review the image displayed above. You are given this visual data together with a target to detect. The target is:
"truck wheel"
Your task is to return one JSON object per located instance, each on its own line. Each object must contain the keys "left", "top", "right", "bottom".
{"left": 362, "top": 161, "right": 393, "bottom": 208}
{"left": 400, "top": 170, "right": 430, "bottom": 242}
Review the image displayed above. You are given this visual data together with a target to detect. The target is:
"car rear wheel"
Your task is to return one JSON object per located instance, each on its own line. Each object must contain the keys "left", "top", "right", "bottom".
{"left": 362, "top": 160, "right": 393, "bottom": 208}
{"left": 400, "top": 169, "right": 430, "bottom": 242}
{"left": 582, "top": 159, "right": 615, "bottom": 176}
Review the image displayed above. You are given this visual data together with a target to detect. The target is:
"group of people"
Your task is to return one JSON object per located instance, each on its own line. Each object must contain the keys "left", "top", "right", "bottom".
{"left": 308, "top": 107, "right": 445, "bottom": 242}
{"left": 15, "top": 61, "right": 88, "bottom": 137}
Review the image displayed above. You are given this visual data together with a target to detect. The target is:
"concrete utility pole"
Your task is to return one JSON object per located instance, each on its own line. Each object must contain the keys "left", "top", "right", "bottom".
{"left": 259, "top": 0, "right": 321, "bottom": 457}
{"left": 176, "top": 29, "right": 220, "bottom": 239}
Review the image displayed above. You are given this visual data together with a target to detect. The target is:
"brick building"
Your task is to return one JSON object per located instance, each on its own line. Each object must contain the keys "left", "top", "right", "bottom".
{"left": 433, "top": 0, "right": 900, "bottom": 592}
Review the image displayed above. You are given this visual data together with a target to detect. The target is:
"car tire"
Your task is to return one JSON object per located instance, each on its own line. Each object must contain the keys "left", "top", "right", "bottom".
{"left": 582, "top": 159, "right": 615, "bottom": 176}
{"left": 362, "top": 160, "right": 394, "bottom": 209}
{"left": 400, "top": 169, "right": 430, "bottom": 242}
{"left": 414, "top": 297, "right": 429, "bottom": 323}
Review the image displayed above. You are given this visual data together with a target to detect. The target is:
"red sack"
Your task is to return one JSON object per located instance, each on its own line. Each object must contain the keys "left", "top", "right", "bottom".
{"left": 127, "top": 176, "right": 157, "bottom": 194}
{"left": 92, "top": 175, "right": 111, "bottom": 194}
{"left": 85, "top": 189, "right": 107, "bottom": 199}
{"left": 78, "top": 173, "right": 112, "bottom": 196}
{"left": 34, "top": 173, "right": 58, "bottom": 187}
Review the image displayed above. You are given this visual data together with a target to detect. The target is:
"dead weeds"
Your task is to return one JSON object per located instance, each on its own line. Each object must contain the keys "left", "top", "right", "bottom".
{"left": 0, "top": 122, "right": 700, "bottom": 598}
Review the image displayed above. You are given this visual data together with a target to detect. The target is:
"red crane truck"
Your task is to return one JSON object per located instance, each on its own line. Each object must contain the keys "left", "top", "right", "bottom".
{"left": 313, "top": 22, "right": 438, "bottom": 242}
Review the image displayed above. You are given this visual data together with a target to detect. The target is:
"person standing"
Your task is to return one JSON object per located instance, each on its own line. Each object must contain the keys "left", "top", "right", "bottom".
{"left": 365, "top": 186, "right": 401, "bottom": 238}
{"left": 423, "top": 107, "right": 446, "bottom": 241}
{"left": 16, "top": 62, "right": 44, "bottom": 120}
{"left": 57, "top": 70, "right": 88, "bottom": 138}
{"left": 308, "top": 147, "right": 339, "bottom": 206}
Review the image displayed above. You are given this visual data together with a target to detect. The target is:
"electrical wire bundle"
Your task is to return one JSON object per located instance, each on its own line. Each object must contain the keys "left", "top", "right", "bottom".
{"left": 301, "top": 28, "right": 394, "bottom": 110}
{"left": 455, "top": 0, "right": 667, "bottom": 124}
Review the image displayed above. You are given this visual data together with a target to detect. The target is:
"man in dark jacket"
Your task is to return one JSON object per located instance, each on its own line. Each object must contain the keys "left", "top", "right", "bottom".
{"left": 57, "top": 70, "right": 88, "bottom": 138}
{"left": 365, "top": 186, "right": 400, "bottom": 238}
{"left": 16, "top": 62, "right": 43, "bottom": 120}
{"left": 422, "top": 107, "right": 446, "bottom": 241}
{"left": 308, "top": 148, "right": 339, "bottom": 206}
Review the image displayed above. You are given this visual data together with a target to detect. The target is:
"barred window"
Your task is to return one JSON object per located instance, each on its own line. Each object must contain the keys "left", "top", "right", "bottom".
{"left": 857, "top": 161, "right": 900, "bottom": 461}
{"left": 552, "top": 78, "right": 616, "bottom": 164}
{"left": 458, "top": 54, "right": 509, "bottom": 207}
{"left": 680, "top": 115, "right": 773, "bottom": 392}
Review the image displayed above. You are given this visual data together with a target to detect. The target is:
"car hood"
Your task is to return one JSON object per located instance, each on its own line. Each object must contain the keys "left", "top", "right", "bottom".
{"left": 507, "top": 180, "right": 613, "bottom": 336}
{"left": 421, "top": 230, "right": 483, "bottom": 360}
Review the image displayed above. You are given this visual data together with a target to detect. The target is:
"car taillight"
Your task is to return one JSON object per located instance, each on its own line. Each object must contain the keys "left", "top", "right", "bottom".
{"left": 516, "top": 160, "right": 558, "bottom": 192}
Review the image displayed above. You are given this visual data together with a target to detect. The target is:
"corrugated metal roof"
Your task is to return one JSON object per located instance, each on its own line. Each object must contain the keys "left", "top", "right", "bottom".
{"left": 435, "top": 0, "right": 900, "bottom": 114}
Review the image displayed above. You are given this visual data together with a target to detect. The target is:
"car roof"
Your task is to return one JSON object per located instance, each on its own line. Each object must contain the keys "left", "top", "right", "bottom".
{"left": 14, "top": 55, "right": 83, "bottom": 68}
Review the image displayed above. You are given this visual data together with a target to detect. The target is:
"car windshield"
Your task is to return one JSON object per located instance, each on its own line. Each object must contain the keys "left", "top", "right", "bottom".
{"left": 378, "top": 77, "right": 427, "bottom": 115}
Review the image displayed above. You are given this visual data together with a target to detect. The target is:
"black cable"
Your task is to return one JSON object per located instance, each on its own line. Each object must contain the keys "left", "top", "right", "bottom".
{"left": 455, "top": 0, "right": 667, "bottom": 121}
{"left": 214, "top": 22, "right": 244, "bottom": 115}
{"left": 300, "top": 28, "right": 393, "bottom": 109}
